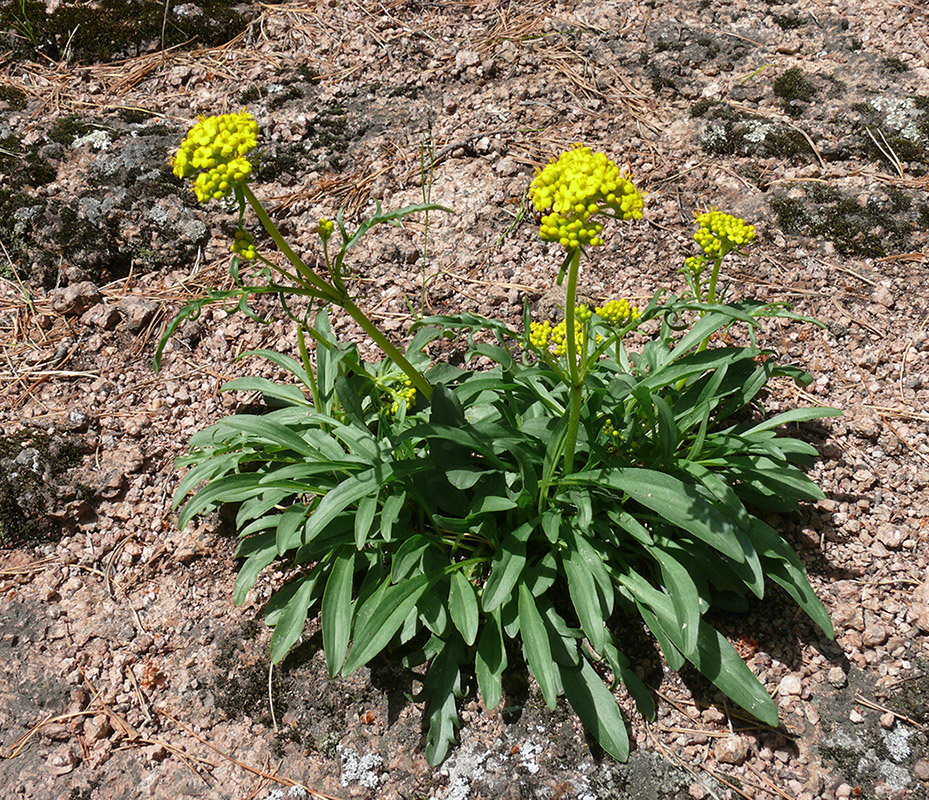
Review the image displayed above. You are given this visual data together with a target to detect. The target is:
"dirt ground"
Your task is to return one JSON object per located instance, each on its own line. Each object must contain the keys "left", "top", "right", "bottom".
{"left": 1, "top": 0, "right": 929, "bottom": 798}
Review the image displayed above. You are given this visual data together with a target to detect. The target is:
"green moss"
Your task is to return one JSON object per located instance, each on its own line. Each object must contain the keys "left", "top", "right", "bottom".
{"left": 881, "top": 56, "right": 908, "bottom": 74}
{"left": 690, "top": 99, "right": 718, "bottom": 118}
{"left": 698, "top": 103, "right": 816, "bottom": 162}
{"left": 0, "top": 0, "right": 254, "bottom": 64}
{"left": 0, "top": 85, "right": 27, "bottom": 110}
{"left": 770, "top": 184, "right": 915, "bottom": 259}
{"left": 389, "top": 83, "right": 420, "bottom": 99}
{"left": 47, "top": 114, "right": 92, "bottom": 146}
{"left": 773, "top": 67, "right": 817, "bottom": 102}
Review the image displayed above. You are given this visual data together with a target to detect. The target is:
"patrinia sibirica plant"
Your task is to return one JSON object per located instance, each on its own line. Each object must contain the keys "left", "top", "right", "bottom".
{"left": 160, "top": 115, "right": 839, "bottom": 764}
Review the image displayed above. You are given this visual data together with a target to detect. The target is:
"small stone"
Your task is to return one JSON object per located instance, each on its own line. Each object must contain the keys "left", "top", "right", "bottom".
{"left": 702, "top": 706, "right": 726, "bottom": 724}
{"left": 117, "top": 297, "right": 157, "bottom": 333}
{"left": 778, "top": 673, "right": 803, "bottom": 696}
{"left": 876, "top": 524, "right": 904, "bottom": 549}
{"left": 833, "top": 603, "right": 865, "bottom": 631}
{"left": 454, "top": 49, "right": 480, "bottom": 70}
{"left": 713, "top": 735, "right": 751, "bottom": 765}
{"left": 836, "top": 784, "right": 852, "bottom": 798}
{"left": 84, "top": 714, "right": 112, "bottom": 743}
{"left": 849, "top": 709, "right": 865, "bottom": 724}
{"left": 910, "top": 571, "right": 929, "bottom": 633}
{"left": 872, "top": 285, "right": 894, "bottom": 308}
{"left": 46, "top": 744, "right": 79, "bottom": 775}
{"left": 880, "top": 712, "right": 896, "bottom": 729}
{"left": 688, "top": 783, "right": 707, "bottom": 799}
{"left": 49, "top": 281, "right": 102, "bottom": 315}
{"left": 80, "top": 302, "right": 121, "bottom": 330}
{"left": 862, "top": 622, "right": 888, "bottom": 647}
{"left": 828, "top": 667, "right": 847, "bottom": 688}
{"left": 915, "top": 759, "right": 929, "bottom": 781}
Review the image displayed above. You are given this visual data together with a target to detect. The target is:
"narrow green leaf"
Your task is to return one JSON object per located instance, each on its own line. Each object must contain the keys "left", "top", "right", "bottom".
{"left": 648, "top": 545, "right": 700, "bottom": 657}
{"left": 270, "top": 577, "right": 317, "bottom": 663}
{"left": 221, "top": 377, "right": 310, "bottom": 407}
{"left": 448, "top": 572, "right": 480, "bottom": 646}
{"left": 380, "top": 492, "right": 407, "bottom": 541}
{"left": 563, "top": 544, "right": 607, "bottom": 653}
{"left": 422, "top": 636, "right": 465, "bottom": 765}
{"left": 481, "top": 520, "right": 534, "bottom": 611}
{"left": 518, "top": 583, "right": 558, "bottom": 709}
{"left": 354, "top": 495, "right": 377, "bottom": 549}
{"left": 322, "top": 550, "right": 355, "bottom": 677}
{"left": 559, "top": 658, "right": 630, "bottom": 761}
{"left": 232, "top": 533, "right": 277, "bottom": 606}
{"left": 276, "top": 504, "right": 310, "bottom": 555}
{"left": 220, "top": 415, "right": 320, "bottom": 458}
{"left": 741, "top": 406, "right": 842, "bottom": 436}
{"left": 475, "top": 609, "right": 506, "bottom": 711}
{"left": 343, "top": 572, "right": 435, "bottom": 675}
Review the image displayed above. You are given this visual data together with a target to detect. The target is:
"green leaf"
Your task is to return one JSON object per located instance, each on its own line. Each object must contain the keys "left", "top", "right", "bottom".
{"left": 446, "top": 469, "right": 484, "bottom": 490}
{"left": 475, "top": 609, "right": 507, "bottom": 711}
{"left": 232, "top": 532, "right": 277, "bottom": 606}
{"left": 603, "top": 641, "right": 655, "bottom": 720}
{"left": 481, "top": 520, "right": 534, "bottom": 612}
{"left": 270, "top": 576, "right": 317, "bottom": 663}
{"left": 354, "top": 495, "right": 377, "bottom": 549}
{"left": 380, "top": 491, "right": 407, "bottom": 541}
{"left": 562, "top": 541, "right": 607, "bottom": 653}
{"left": 237, "top": 348, "right": 313, "bottom": 389}
{"left": 740, "top": 406, "right": 842, "bottom": 436}
{"left": 343, "top": 572, "right": 436, "bottom": 675}
{"left": 568, "top": 468, "right": 745, "bottom": 562}
{"left": 220, "top": 415, "right": 320, "bottom": 459}
{"left": 559, "top": 658, "right": 630, "bottom": 761}
{"left": 221, "top": 377, "right": 310, "bottom": 407}
{"left": 422, "top": 635, "right": 465, "bottom": 765}
{"left": 622, "top": 571, "right": 778, "bottom": 726}
{"left": 518, "top": 583, "right": 558, "bottom": 709}
{"left": 276, "top": 504, "right": 310, "bottom": 554}
{"left": 178, "top": 472, "right": 270, "bottom": 529}
{"left": 647, "top": 545, "right": 700, "bottom": 657}
{"left": 448, "top": 572, "right": 480, "bottom": 646}
{"left": 322, "top": 549, "right": 355, "bottom": 677}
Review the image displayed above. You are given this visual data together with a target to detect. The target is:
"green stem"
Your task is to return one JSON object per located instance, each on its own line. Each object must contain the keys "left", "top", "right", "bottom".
{"left": 340, "top": 295, "right": 433, "bottom": 400}
{"left": 562, "top": 248, "right": 583, "bottom": 475}
{"left": 296, "top": 323, "right": 321, "bottom": 413}
{"left": 242, "top": 185, "right": 342, "bottom": 304}
{"left": 698, "top": 250, "right": 726, "bottom": 352}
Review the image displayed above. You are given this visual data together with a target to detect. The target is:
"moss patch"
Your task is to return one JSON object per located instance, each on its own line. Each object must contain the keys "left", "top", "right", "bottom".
{"left": 697, "top": 101, "right": 817, "bottom": 162}
{"left": 769, "top": 184, "right": 917, "bottom": 259}
{"left": 0, "top": 0, "right": 254, "bottom": 64}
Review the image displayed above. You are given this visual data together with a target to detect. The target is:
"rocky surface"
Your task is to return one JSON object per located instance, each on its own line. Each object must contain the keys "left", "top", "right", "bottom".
{"left": 1, "top": 0, "right": 928, "bottom": 798}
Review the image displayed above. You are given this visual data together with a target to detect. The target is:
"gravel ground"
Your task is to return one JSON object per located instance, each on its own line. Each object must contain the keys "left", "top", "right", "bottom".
{"left": 1, "top": 1, "right": 929, "bottom": 798}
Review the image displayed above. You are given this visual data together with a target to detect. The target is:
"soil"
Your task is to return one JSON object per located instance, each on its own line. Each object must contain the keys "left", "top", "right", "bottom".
{"left": 1, "top": 1, "right": 928, "bottom": 799}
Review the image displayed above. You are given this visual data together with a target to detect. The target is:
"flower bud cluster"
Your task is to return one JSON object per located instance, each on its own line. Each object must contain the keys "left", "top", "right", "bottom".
{"left": 693, "top": 210, "right": 755, "bottom": 257}
{"left": 386, "top": 378, "right": 416, "bottom": 416}
{"left": 529, "top": 145, "right": 644, "bottom": 249}
{"left": 550, "top": 318, "right": 584, "bottom": 357}
{"left": 172, "top": 111, "right": 259, "bottom": 204}
{"left": 231, "top": 229, "right": 257, "bottom": 260}
{"left": 602, "top": 416, "right": 621, "bottom": 442}
{"left": 318, "top": 218, "right": 335, "bottom": 242}
{"left": 595, "top": 298, "right": 639, "bottom": 327}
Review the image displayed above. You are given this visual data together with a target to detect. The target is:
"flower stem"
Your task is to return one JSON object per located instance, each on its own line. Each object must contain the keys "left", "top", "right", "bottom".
{"left": 562, "top": 248, "right": 583, "bottom": 475}
{"left": 242, "top": 185, "right": 341, "bottom": 304}
{"left": 340, "top": 295, "right": 433, "bottom": 400}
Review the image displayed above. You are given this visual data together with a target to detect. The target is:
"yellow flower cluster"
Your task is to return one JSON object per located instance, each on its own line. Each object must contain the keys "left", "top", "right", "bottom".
{"left": 172, "top": 111, "right": 259, "bottom": 203}
{"left": 528, "top": 320, "right": 553, "bottom": 349}
{"left": 231, "top": 229, "right": 257, "bottom": 260}
{"left": 693, "top": 210, "right": 755, "bottom": 257}
{"left": 386, "top": 378, "right": 416, "bottom": 415}
{"left": 318, "top": 218, "right": 335, "bottom": 242}
{"left": 595, "top": 298, "right": 639, "bottom": 327}
{"left": 602, "top": 416, "right": 621, "bottom": 442}
{"left": 550, "top": 318, "right": 584, "bottom": 357}
{"left": 529, "top": 145, "right": 644, "bottom": 250}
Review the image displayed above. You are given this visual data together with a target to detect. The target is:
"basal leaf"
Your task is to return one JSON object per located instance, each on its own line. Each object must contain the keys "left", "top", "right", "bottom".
{"left": 518, "top": 583, "right": 558, "bottom": 709}
{"left": 270, "top": 576, "right": 318, "bottom": 663}
{"left": 475, "top": 608, "right": 506, "bottom": 711}
{"left": 481, "top": 520, "right": 534, "bottom": 612}
{"left": 559, "top": 658, "right": 630, "bottom": 761}
{"left": 322, "top": 549, "right": 355, "bottom": 677}
{"left": 448, "top": 571, "right": 480, "bottom": 646}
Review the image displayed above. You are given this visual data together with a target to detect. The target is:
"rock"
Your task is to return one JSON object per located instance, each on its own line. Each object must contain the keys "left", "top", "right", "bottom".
{"left": 117, "top": 297, "right": 157, "bottom": 333}
{"left": 702, "top": 706, "right": 726, "bottom": 724}
{"left": 849, "top": 709, "right": 865, "bottom": 724}
{"left": 915, "top": 760, "right": 929, "bottom": 781}
{"left": 714, "top": 735, "right": 751, "bottom": 765}
{"left": 880, "top": 712, "right": 896, "bottom": 729}
{"left": 862, "top": 622, "right": 888, "bottom": 647}
{"left": 833, "top": 602, "right": 865, "bottom": 631}
{"left": 455, "top": 49, "right": 480, "bottom": 70}
{"left": 828, "top": 667, "right": 848, "bottom": 688}
{"left": 80, "top": 302, "right": 121, "bottom": 330}
{"left": 49, "top": 281, "right": 102, "bottom": 315}
{"left": 876, "top": 524, "right": 904, "bottom": 549}
{"left": 84, "top": 713, "right": 112, "bottom": 743}
{"left": 778, "top": 673, "right": 803, "bottom": 696}
{"left": 910, "top": 571, "right": 929, "bottom": 633}
{"left": 872, "top": 284, "right": 894, "bottom": 308}
{"left": 46, "top": 744, "right": 79, "bottom": 775}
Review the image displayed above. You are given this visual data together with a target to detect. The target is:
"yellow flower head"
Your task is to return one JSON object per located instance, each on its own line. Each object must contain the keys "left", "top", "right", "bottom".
{"left": 595, "top": 298, "right": 639, "bottom": 327}
{"left": 529, "top": 145, "right": 644, "bottom": 249}
{"left": 172, "top": 111, "right": 259, "bottom": 204}
{"left": 231, "top": 228, "right": 257, "bottom": 260}
{"left": 693, "top": 209, "right": 755, "bottom": 257}
{"left": 318, "top": 218, "right": 335, "bottom": 243}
